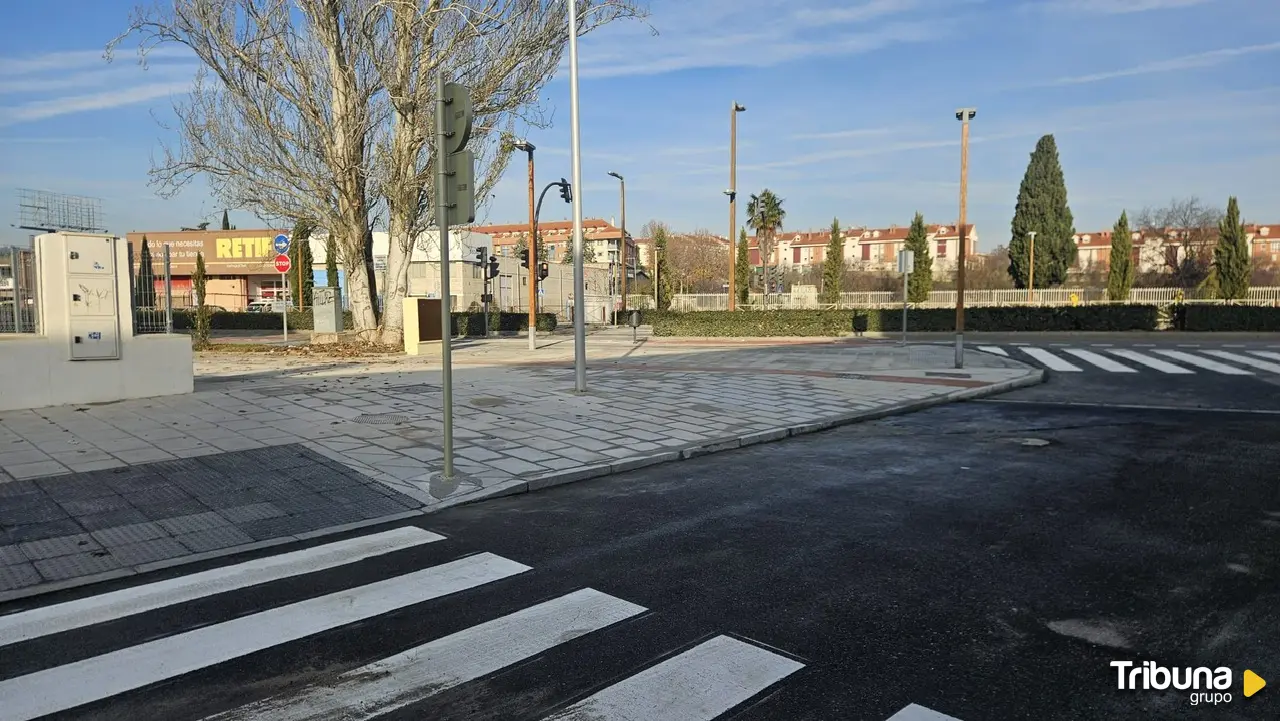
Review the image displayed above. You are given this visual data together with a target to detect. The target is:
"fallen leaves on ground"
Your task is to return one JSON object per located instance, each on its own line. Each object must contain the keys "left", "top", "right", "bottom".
{"left": 197, "top": 342, "right": 401, "bottom": 357}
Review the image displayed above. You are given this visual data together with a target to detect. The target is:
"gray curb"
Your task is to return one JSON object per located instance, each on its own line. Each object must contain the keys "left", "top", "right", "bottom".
{"left": 443, "top": 368, "right": 1046, "bottom": 511}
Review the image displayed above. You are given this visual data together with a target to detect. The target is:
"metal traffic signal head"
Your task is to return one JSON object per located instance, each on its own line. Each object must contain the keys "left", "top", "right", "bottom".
{"left": 487, "top": 255, "right": 500, "bottom": 279}
{"left": 519, "top": 248, "right": 530, "bottom": 269}
{"left": 474, "top": 246, "right": 486, "bottom": 265}
{"left": 538, "top": 261, "right": 549, "bottom": 281}
{"left": 558, "top": 179, "right": 573, "bottom": 203}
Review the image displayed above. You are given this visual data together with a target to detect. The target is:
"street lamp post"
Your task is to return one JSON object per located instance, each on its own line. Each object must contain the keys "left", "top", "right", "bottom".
{"left": 1027, "top": 230, "right": 1037, "bottom": 304}
{"left": 568, "top": 0, "right": 587, "bottom": 391}
{"left": 728, "top": 102, "right": 746, "bottom": 311}
{"left": 608, "top": 171, "right": 626, "bottom": 320}
{"left": 954, "top": 107, "right": 976, "bottom": 369}
{"left": 513, "top": 141, "right": 537, "bottom": 349}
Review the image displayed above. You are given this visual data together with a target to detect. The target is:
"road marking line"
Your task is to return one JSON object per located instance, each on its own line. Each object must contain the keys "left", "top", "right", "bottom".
{"left": 540, "top": 635, "right": 804, "bottom": 721}
{"left": 1090, "top": 343, "right": 1114, "bottom": 347}
{"left": 1107, "top": 349, "right": 1195, "bottom": 374}
{"left": 1010, "top": 342, "right": 1030, "bottom": 346}
{"left": 1202, "top": 350, "right": 1280, "bottom": 374}
{"left": 1250, "top": 351, "right": 1280, "bottom": 362}
{"left": 977, "top": 346, "right": 1008, "bottom": 356}
{"left": 0, "top": 526, "right": 445, "bottom": 649}
{"left": 1061, "top": 349, "right": 1136, "bottom": 373}
{"left": 205, "top": 588, "right": 645, "bottom": 721}
{"left": 886, "top": 704, "right": 964, "bottom": 721}
{"left": 1177, "top": 344, "right": 1201, "bottom": 348}
{"left": 1152, "top": 349, "right": 1254, "bottom": 375}
{"left": 1224, "top": 344, "right": 1246, "bottom": 348}
{"left": 0, "top": 553, "right": 529, "bottom": 721}
{"left": 1019, "top": 347, "right": 1083, "bottom": 372}
{"left": 1135, "top": 343, "right": 1155, "bottom": 347}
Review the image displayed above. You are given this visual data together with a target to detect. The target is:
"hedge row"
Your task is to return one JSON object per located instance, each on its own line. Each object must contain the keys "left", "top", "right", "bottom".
{"left": 1182, "top": 305, "right": 1280, "bottom": 332}
{"left": 650, "top": 306, "right": 1163, "bottom": 336}
{"left": 153, "top": 309, "right": 350, "bottom": 331}
{"left": 452, "top": 312, "right": 557, "bottom": 336}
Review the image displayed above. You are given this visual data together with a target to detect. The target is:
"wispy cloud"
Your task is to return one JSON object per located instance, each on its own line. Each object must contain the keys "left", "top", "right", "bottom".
{"left": 0, "top": 82, "right": 192, "bottom": 127}
{"left": 1039, "top": 41, "right": 1280, "bottom": 86}
{"left": 0, "top": 63, "right": 197, "bottom": 95}
{"left": 1032, "top": 0, "right": 1212, "bottom": 14}
{"left": 574, "top": 0, "right": 962, "bottom": 78}
{"left": 0, "top": 136, "right": 107, "bottom": 144}
{"left": 791, "top": 127, "right": 901, "bottom": 141}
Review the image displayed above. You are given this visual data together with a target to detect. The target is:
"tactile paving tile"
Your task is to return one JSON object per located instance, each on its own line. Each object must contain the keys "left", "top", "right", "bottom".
{"left": 33, "top": 552, "right": 122, "bottom": 581}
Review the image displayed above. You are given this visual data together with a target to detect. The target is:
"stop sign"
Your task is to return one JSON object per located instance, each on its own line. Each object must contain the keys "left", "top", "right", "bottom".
{"left": 274, "top": 254, "right": 292, "bottom": 273}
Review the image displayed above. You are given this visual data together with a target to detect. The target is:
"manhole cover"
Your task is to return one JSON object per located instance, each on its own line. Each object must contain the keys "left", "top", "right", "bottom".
{"left": 353, "top": 413, "right": 418, "bottom": 425}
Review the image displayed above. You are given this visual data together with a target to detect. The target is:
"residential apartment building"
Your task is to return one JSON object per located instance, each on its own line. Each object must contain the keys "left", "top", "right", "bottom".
{"left": 1068, "top": 223, "right": 1280, "bottom": 273}
{"left": 745, "top": 223, "right": 979, "bottom": 275}
{"left": 470, "top": 219, "right": 640, "bottom": 277}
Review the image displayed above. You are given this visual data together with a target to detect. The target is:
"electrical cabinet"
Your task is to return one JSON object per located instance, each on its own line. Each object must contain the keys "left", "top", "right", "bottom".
{"left": 66, "top": 237, "right": 115, "bottom": 276}
{"left": 69, "top": 319, "right": 120, "bottom": 360}
{"left": 62, "top": 234, "right": 122, "bottom": 361}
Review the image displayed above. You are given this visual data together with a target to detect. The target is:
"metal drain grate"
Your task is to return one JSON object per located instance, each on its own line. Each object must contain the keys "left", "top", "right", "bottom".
{"left": 352, "top": 413, "right": 419, "bottom": 425}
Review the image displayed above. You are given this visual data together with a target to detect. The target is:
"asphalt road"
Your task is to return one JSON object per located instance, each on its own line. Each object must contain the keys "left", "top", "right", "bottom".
{"left": 8, "top": 388, "right": 1280, "bottom": 720}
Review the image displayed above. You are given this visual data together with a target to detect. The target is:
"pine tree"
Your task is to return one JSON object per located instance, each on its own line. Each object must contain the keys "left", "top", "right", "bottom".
{"left": 192, "top": 252, "right": 210, "bottom": 349}
{"left": 654, "top": 224, "right": 673, "bottom": 310}
{"left": 1009, "top": 134, "right": 1076, "bottom": 288}
{"left": 220, "top": 209, "right": 231, "bottom": 231}
{"left": 818, "top": 218, "right": 845, "bottom": 304}
{"left": 137, "top": 237, "right": 157, "bottom": 307}
{"left": 1214, "top": 196, "right": 1251, "bottom": 300}
{"left": 735, "top": 227, "right": 750, "bottom": 306}
{"left": 289, "top": 220, "right": 316, "bottom": 309}
{"left": 904, "top": 212, "right": 932, "bottom": 303}
{"left": 1106, "top": 211, "right": 1134, "bottom": 301}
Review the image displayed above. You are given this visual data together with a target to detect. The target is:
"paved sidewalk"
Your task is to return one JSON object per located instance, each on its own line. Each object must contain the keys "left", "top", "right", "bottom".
{"left": 0, "top": 335, "right": 1039, "bottom": 599}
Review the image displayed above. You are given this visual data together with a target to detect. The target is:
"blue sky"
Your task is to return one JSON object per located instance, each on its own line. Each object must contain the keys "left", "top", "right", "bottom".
{"left": 2, "top": 0, "right": 1278, "bottom": 251}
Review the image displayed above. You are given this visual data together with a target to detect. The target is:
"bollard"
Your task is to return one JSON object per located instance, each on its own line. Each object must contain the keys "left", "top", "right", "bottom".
{"left": 629, "top": 309, "right": 641, "bottom": 343}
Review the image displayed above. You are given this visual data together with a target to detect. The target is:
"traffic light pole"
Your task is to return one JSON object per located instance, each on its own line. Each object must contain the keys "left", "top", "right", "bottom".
{"left": 436, "top": 71, "right": 455, "bottom": 480}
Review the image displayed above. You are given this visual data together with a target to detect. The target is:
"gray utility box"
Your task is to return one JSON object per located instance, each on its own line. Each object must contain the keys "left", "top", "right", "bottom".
{"left": 313, "top": 286, "right": 344, "bottom": 333}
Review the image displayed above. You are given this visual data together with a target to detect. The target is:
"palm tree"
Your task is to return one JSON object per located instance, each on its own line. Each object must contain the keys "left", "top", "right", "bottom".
{"left": 746, "top": 189, "right": 786, "bottom": 307}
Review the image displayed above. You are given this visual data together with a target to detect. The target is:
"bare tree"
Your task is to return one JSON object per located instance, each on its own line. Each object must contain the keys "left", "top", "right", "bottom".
{"left": 110, "top": 0, "right": 385, "bottom": 331}
{"left": 1134, "top": 196, "right": 1223, "bottom": 289}
{"left": 369, "top": 0, "right": 644, "bottom": 345}
{"left": 665, "top": 229, "right": 726, "bottom": 292}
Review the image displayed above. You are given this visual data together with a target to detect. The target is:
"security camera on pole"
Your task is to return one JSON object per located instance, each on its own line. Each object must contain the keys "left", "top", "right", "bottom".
{"left": 436, "top": 73, "right": 476, "bottom": 482}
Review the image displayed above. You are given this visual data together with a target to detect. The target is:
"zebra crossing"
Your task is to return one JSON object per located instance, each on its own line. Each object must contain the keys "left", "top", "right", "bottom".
{"left": 978, "top": 345, "right": 1280, "bottom": 377}
{"left": 0, "top": 525, "right": 969, "bottom": 721}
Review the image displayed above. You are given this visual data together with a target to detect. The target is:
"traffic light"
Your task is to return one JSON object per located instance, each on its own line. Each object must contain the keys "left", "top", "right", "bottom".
{"left": 519, "top": 248, "right": 530, "bottom": 269}
{"left": 487, "top": 255, "right": 499, "bottom": 279}
{"left": 474, "top": 246, "right": 486, "bottom": 265}
{"left": 558, "top": 178, "right": 572, "bottom": 203}
{"left": 538, "top": 261, "right": 549, "bottom": 281}
{"left": 441, "top": 82, "right": 476, "bottom": 224}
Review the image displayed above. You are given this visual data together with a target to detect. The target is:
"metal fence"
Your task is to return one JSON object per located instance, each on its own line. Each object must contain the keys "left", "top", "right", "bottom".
{"left": 128, "top": 241, "right": 175, "bottom": 335}
{"left": 0, "top": 246, "right": 39, "bottom": 334}
{"left": 657, "top": 287, "right": 1280, "bottom": 311}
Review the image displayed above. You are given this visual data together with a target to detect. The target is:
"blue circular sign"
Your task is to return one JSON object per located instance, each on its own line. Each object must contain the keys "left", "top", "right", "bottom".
{"left": 273, "top": 234, "right": 291, "bottom": 254}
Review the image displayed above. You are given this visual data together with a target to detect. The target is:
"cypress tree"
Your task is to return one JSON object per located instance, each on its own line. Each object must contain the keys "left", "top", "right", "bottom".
{"left": 1107, "top": 211, "right": 1134, "bottom": 301}
{"left": 220, "top": 209, "right": 231, "bottom": 231}
{"left": 735, "top": 227, "right": 750, "bottom": 306}
{"left": 820, "top": 218, "right": 845, "bottom": 305}
{"left": 654, "top": 224, "right": 673, "bottom": 310}
{"left": 904, "top": 212, "right": 932, "bottom": 303}
{"left": 1009, "top": 134, "right": 1076, "bottom": 288}
{"left": 289, "top": 219, "right": 316, "bottom": 309}
{"left": 1214, "top": 196, "right": 1251, "bottom": 300}
{"left": 324, "top": 235, "right": 340, "bottom": 290}
{"left": 192, "top": 252, "right": 210, "bottom": 349}
{"left": 137, "top": 236, "right": 157, "bottom": 307}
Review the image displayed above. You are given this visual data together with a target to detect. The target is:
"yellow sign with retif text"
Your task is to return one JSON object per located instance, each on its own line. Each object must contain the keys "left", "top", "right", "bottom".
{"left": 215, "top": 237, "right": 275, "bottom": 261}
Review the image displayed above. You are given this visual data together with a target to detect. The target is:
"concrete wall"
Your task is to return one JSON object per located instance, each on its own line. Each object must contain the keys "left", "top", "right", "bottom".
{"left": 0, "top": 233, "right": 193, "bottom": 412}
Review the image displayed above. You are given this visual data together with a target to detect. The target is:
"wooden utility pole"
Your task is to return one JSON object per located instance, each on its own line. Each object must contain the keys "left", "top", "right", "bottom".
{"left": 955, "top": 107, "right": 976, "bottom": 369}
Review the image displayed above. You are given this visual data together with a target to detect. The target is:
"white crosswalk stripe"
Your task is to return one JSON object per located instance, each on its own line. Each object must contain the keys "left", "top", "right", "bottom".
{"left": 1202, "top": 350, "right": 1280, "bottom": 374}
{"left": 1252, "top": 350, "right": 1280, "bottom": 362}
{"left": 541, "top": 635, "right": 804, "bottom": 721}
{"left": 1152, "top": 349, "right": 1254, "bottom": 375}
{"left": 1106, "top": 349, "right": 1195, "bottom": 374}
{"left": 886, "top": 704, "right": 964, "bottom": 720}
{"left": 1019, "top": 347, "right": 1083, "bottom": 372}
{"left": 0, "top": 532, "right": 806, "bottom": 721}
{"left": 0, "top": 526, "right": 443, "bottom": 649}
{"left": 1061, "top": 349, "right": 1136, "bottom": 373}
{"left": 977, "top": 346, "right": 1008, "bottom": 356}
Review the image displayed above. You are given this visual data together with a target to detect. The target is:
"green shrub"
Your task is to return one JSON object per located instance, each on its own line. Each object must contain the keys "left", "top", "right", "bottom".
{"left": 1183, "top": 305, "right": 1280, "bottom": 332}
{"left": 651, "top": 305, "right": 1161, "bottom": 336}
{"left": 170, "top": 309, "right": 353, "bottom": 331}
{"left": 451, "top": 312, "right": 557, "bottom": 336}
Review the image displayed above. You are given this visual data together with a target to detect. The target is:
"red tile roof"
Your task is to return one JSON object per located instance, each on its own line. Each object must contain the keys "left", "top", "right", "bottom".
{"left": 743, "top": 223, "right": 973, "bottom": 249}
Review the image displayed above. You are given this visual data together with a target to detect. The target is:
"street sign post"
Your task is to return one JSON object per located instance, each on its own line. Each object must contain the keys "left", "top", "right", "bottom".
{"left": 897, "top": 249, "right": 915, "bottom": 346}
{"left": 273, "top": 234, "right": 291, "bottom": 255}
{"left": 274, "top": 253, "right": 292, "bottom": 341}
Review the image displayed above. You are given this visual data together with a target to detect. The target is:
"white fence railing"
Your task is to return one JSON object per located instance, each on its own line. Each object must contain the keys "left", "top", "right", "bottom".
{"left": 635, "top": 287, "right": 1280, "bottom": 312}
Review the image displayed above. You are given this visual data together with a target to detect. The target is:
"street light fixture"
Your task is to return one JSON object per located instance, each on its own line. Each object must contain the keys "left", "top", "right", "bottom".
{"left": 513, "top": 140, "right": 538, "bottom": 350}
{"left": 607, "top": 171, "right": 626, "bottom": 322}
{"left": 954, "top": 107, "right": 976, "bottom": 369}
{"left": 728, "top": 101, "right": 746, "bottom": 311}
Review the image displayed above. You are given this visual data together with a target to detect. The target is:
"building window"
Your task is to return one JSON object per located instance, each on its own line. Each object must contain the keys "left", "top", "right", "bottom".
{"left": 1272, "top": 241, "right": 1280, "bottom": 252}
{"left": 861, "top": 244, "right": 871, "bottom": 261}
{"left": 793, "top": 248, "right": 802, "bottom": 263}
{"left": 937, "top": 241, "right": 947, "bottom": 258}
